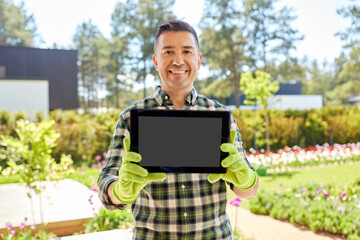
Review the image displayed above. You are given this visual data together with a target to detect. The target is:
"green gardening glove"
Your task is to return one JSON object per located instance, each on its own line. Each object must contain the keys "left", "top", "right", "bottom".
{"left": 113, "top": 136, "right": 167, "bottom": 204}
{"left": 208, "top": 129, "right": 257, "bottom": 190}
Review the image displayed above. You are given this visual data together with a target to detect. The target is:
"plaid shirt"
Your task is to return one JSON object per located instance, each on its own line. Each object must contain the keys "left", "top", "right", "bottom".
{"left": 98, "top": 86, "right": 255, "bottom": 240}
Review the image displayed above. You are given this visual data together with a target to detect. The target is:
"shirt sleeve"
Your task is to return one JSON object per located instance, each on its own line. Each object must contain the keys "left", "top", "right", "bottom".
{"left": 97, "top": 111, "right": 130, "bottom": 210}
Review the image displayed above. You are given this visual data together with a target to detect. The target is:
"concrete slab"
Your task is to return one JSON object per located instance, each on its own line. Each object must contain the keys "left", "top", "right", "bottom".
{"left": 0, "top": 179, "right": 102, "bottom": 230}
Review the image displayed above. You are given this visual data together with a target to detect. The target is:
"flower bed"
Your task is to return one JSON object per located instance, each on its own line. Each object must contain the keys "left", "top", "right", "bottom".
{"left": 247, "top": 142, "right": 360, "bottom": 172}
{"left": 249, "top": 182, "right": 360, "bottom": 240}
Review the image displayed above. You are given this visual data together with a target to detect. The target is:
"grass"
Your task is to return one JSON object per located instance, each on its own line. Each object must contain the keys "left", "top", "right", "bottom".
{"left": 0, "top": 168, "right": 101, "bottom": 188}
{"left": 259, "top": 162, "right": 360, "bottom": 191}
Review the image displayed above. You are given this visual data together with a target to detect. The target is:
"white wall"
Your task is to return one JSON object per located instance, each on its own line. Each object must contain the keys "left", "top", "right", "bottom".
{"left": 268, "top": 95, "right": 323, "bottom": 110}
{"left": 0, "top": 80, "right": 49, "bottom": 117}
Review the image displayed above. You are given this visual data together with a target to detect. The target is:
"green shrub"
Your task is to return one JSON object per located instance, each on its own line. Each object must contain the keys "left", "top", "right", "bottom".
{"left": 84, "top": 208, "right": 134, "bottom": 233}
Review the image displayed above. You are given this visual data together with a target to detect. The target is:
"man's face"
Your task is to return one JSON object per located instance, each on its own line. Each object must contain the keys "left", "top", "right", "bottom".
{"left": 153, "top": 31, "right": 202, "bottom": 92}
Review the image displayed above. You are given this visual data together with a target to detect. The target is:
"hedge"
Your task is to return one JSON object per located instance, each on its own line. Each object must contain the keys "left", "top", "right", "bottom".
{"left": 0, "top": 106, "right": 359, "bottom": 164}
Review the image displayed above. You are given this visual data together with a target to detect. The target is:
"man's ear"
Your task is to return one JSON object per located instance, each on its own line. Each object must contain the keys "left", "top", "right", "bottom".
{"left": 153, "top": 54, "right": 158, "bottom": 71}
{"left": 197, "top": 53, "right": 202, "bottom": 69}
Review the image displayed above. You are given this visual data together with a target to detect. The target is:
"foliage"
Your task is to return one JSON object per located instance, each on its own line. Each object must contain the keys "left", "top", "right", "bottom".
{"left": 199, "top": 0, "right": 302, "bottom": 108}
{"left": 73, "top": 20, "right": 108, "bottom": 113}
{"left": 84, "top": 208, "right": 134, "bottom": 233}
{"left": 0, "top": 0, "right": 38, "bottom": 46}
{"left": 240, "top": 70, "right": 279, "bottom": 152}
{"left": 240, "top": 71, "right": 279, "bottom": 107}
{"left": 1, "top": 107, "right": 360, "bottom": 160}
{"left": 233, "top": 229, "right": 254, "bottom": 240}
{"left": 0, "top": 119, "right": 74, "bottom": 227}
{"left": 0, "top": 120, "right": 74, "bottom": 192}
{"left": 0, "top": 229, "right": 56, "bottom": 240}
{"left": 249, "top": 181, "right": 360, "bottom": 239}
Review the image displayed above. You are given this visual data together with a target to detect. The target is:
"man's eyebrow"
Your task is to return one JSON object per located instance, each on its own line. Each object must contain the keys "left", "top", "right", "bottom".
{"left": 161, "top": 46, "right": 195, "bottom": 50}
{"left": 162, "top": 46, "right": 174, "bottom": 50}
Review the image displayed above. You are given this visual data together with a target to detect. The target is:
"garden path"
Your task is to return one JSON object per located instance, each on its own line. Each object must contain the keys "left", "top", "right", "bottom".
{"left": 227, "top": 205, "right": 345, "bottom": 240}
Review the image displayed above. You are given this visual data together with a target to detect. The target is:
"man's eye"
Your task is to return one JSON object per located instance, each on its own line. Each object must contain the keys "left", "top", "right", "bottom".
{"left": 164, "top": 51, "right": 173, "bottom": 54}
{"left": 184, "top": 51, "right": 192, "bottom": 54}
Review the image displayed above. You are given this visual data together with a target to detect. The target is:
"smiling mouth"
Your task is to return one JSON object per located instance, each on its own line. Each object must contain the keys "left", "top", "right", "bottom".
{"left": 169, "top": 70, "right": 188, "bottom": 74}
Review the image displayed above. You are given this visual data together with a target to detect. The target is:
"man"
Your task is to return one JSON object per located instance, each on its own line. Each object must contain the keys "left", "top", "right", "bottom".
{"left": 98, "top": 20, "right": 259, "bottom": 239}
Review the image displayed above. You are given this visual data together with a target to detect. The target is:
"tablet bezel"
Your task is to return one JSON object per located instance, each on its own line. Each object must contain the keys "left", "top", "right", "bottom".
{"left": 130, "top": 109, "right": 230, "bottom": 173}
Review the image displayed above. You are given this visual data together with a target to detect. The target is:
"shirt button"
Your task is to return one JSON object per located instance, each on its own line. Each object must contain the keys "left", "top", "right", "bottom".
{"left": 181, "top": 185, "right": 185, "bottom": 189}
{"left": 164, "top": 96, "right": 168, "bottom": 100}
{"left": 184, "top": 212, "right": 187, "bottom": 217}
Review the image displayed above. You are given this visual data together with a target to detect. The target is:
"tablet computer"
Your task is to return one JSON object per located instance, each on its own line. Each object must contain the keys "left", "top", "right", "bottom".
{"left": 130, "top": 109, "right": 230, "bottom": 173}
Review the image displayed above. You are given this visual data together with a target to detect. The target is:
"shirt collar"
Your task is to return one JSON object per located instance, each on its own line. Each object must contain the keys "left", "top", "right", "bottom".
{"left": 153, "top": 85, "right": 198, "bottom": 106}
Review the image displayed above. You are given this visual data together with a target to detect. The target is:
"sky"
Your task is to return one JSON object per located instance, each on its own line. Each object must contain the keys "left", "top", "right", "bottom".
{"left": 18, "top": 0, "right": 352, "bottom": 63}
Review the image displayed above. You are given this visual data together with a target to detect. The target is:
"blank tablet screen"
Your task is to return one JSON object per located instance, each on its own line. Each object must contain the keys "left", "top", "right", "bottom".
{"left": 130, "top": 109, "right": 230, "bottom": 173}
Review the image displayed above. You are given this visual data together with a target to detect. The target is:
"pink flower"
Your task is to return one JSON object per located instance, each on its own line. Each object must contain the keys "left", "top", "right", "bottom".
{"left": 19, "top": 222, "right": 25, "bottom": 229}
{"left": 5, "top": 222, "right": 12, "bottom": 230}
{"left": 301, "top": 188, "right": 307, "bottom": 194}
{"left": 91, "top": 187, "right": 98, "bottom": 192}
{"left": 299, "top": 196, "right": 304, "bottom": 202}
{"left": 94, "top": 155, "right": 102, "bottom": 161}
{"left": 339, "top": 191, "right": 347, "bottom": 199}
{"left": 279, "top": 183, "right": 283, "bottom": 187}
{"left": 30, "top": 225, "right": 35, "bottom": 230}
{"left": 91, "top": 164, "right": 97, "bottom": 169}
{"left": 10, "top": 230, "right": 16, "bottom": 236}
{"left": 88, "top": 195, "right": 94, "bottom": 205}
{"left": 229, "top": 196, "right": 242, "bottom": 206}
{"left": 317, "top": 189, "right": 322, "bottom": 195}
{"left": 323, "top": 190, "right": 329, "bottom": 198}
{"left": 103, "top": 152, "right": 107, "bottom": 158}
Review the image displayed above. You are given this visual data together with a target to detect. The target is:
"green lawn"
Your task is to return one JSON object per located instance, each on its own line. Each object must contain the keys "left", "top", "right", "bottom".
{"left": 0, "top": 168, "right": 101, "bottom": 188}
{"left": 259, "top": 162, "right": 360, "bottom": 191}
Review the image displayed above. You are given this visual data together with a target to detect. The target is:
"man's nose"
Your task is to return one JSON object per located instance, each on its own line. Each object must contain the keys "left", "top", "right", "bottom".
{"left": 172, "top": 52, "right": 184, "bottom": 66}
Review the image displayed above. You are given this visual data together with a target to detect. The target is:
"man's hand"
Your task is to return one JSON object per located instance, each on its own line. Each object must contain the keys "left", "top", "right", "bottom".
{"left": 208, "top": 129, "right": 257, "bottom": 190}
{"left": 112, "top": 137, "right": 166, "bottom": 204}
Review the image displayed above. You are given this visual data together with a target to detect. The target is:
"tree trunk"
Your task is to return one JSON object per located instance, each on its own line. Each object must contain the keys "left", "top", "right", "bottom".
{"left": 264, "top": 108, "right": 270, "bottom": 153}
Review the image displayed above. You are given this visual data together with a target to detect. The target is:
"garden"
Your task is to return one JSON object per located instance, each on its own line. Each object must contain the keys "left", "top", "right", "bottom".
{"left": 0, "top": 106, "right": 359, "bottom": 239}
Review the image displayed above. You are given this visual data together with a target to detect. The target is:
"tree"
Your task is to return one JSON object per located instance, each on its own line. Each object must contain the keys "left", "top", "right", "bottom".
{"left": 73, "top": 20, "right": 109, "bottom": 112}
{"left": 331, "top": 2, "right": 360, "bottom": 105}
{"left": 240, "top": 70, "right": 279, "bottom": 152}
{"left": 199, "top": 0, "right": 302, "bottom": 108}
{"left": 110, "top": 0, "right": 176, "bottom": 99}
{"left": 199, "top": 0, "right": 249, "bottom": 108}
{"left": 243, "top": 0, "right": 303, "bottom": 70}
{"left": 0, "top": 0, "right": 39, "bottom": 46}
{"left": 266, "top": 57, "right": 307, "bottom": 83}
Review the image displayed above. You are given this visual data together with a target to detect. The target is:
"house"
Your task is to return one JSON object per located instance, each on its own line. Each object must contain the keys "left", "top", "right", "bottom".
{"left": 0, "top": 46, "right": 79, "bottom": 116}
{"left": 226, "top": 82, "right": 323, "bottom": 110}
{"left": 348, "top": 95, "right": 360, "bottom": 105}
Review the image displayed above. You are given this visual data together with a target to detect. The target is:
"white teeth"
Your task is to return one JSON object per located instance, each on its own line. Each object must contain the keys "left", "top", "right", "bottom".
{"left": 171, "top": 70, "right": 186, "bottom": 73}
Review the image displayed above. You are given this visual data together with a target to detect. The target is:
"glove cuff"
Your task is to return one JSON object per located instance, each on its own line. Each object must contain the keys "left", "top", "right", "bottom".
{"left": 234, "top": 169, "right": 258, "bottom": 190}
{"left": 112, "top": 180, "right": 137, "bottom": 204}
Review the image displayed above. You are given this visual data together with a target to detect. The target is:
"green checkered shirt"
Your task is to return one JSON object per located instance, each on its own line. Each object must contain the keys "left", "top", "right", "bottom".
{"left": 98, "top": 86, "right": 254, "bottom": 240}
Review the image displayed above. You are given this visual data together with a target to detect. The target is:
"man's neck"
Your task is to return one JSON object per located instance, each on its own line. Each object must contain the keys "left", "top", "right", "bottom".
{"left": 162, "top": 86, "right": 192, "bottom": 110}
